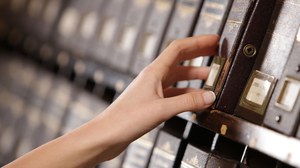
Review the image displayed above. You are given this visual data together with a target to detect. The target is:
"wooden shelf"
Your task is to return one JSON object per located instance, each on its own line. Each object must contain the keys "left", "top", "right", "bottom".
{"left": 188, "top": 110, "right": 300, "bottom": 167}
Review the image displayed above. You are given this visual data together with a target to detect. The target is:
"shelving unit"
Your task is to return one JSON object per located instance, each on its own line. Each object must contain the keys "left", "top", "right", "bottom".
{"left": 0, "top": 0, "right": 300, "bottom": 167}
{"left": 191, "top": 110, "right": 300, "bottom": 167}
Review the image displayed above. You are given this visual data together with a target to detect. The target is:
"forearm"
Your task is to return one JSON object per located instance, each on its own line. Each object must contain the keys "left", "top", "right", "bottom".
{"left": 5, "top": 114, "right": 115, "bottom": 168}
{"left": 4, "top": 35, "right": 218, "bottom": 167}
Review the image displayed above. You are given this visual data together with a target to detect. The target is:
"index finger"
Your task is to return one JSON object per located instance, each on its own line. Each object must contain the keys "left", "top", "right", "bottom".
{"left": 153, "top": 35, "right": 219, "bottom": 69}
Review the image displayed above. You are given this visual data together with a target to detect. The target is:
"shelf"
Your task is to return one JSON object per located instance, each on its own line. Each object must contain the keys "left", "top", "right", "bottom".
{"left": 189, "top": 110, "right": 300, "bottom": 167}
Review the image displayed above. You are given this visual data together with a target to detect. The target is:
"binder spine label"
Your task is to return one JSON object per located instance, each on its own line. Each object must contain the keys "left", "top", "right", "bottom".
{"left": 235, "top": 70, "right": 276, "bottom": 124}
{"left": 204, "top": 56, "right": 226, "bottom": 91}
{"left": 206, "top": 63, "right": 221, "bottom": 87}
{"left": 245, "top": 78, "right": 272, "bottom": 107}
{"left": 239, "top": 70, "right": 276, "bottom": 115}
{"left": 275, "top": 77, "right": 300, "bottom": 112}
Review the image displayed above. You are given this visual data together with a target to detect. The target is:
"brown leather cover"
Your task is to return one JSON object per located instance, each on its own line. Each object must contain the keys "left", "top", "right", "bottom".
{"left": 203, "top": 0, "right": 254, "bottom": 95}
{"left": 215, "top": 0, "right": 276, "bottom": 114}
{"left": 236, "top": 0, "right": 300, "bottom": 124}
{"left": 189, "top": 0, "right": 233, "bottom": 89}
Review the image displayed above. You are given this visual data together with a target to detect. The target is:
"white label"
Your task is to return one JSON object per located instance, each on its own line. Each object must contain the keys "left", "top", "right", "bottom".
{"left": 190, "top": 57, "right": 204, "bottom": 67}
{"left": 43, "top": 0, "right": 60, "bottom": 23}
{"left": 80, "top": 12, "right": 97, "bottom": 39}
{"left": 140, "top": 33, "right": 157, "bottom": 58}
{"left": 59, "top": 8, "right": 80, "bottom": 37}
{"left": 118, "top": 26, "right": 137, "bottom": 51}
{"left": 100, "top": 17, "right": 117, "bottom": 44}
{"left": 276, "top": 78, "right": 300, "bottom": 111}
{"left": 205, "top": 63, "right": 220, "bottom": 87}
{"left": 246, "top": 78, "right": 271, "bottom": 105}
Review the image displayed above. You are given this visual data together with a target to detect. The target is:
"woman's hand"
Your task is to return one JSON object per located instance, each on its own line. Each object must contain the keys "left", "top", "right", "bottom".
{"left": 5, "top": 35, "right": 219, "bottom": 168}
{"left": 96, "top": 34, "right": 219, "bottom": 160}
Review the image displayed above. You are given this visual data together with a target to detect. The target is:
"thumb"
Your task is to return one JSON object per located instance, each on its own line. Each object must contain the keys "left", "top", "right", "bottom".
{"left": 161, "top": 90, "right": 216, "bottom": 118}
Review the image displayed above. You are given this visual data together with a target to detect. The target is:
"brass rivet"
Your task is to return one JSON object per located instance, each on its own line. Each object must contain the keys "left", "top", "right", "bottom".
{"left": 243, "top": 44, "right": 256, "bottom": 57}
{"left": 220, "top": 124, "right": 227, "bottom": 135}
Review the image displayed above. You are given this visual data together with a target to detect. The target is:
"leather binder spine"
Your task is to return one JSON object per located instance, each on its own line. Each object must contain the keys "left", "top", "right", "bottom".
{"left": 109, "top": 0, "right": 153, "bottom": 72}
{"left": 188, "top": 0, "right": 233, "bottom": 89}
{"left": 235, "top": 0, "right": 300, "bottom": 124}
{"left": 215, "top": 0, "right": 277, "bottom": 114}
{"left": 127, "top": 0, "right": 178, "bottom": 75}
{"left": 159, "top": 0, "right": 204, "bottom": 52}
{"left": 203, "top": 0, "right": 255, "bottom": 93}
{"left": 264, "top": 26, "right": 300, "bottom": 135}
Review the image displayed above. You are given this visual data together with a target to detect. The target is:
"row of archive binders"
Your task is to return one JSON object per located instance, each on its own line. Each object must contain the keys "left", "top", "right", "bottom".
{"left": 0, "top": 57, "right": 294, "bottom": 167}
{"left": 0, "top": 0, "right": 300, "bottom": 167}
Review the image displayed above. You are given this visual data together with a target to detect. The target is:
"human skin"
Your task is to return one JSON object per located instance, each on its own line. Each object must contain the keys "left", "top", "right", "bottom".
{"left": 5, "top": 35, "right": 219, "bottom": 168}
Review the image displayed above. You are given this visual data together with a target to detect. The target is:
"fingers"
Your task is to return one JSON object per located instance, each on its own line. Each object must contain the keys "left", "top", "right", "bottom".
{"left": 163, "top": 66, "right": 210, "bottom": 88}
{"left": 164, "top": 88, "right": 199, "bottom": 98}
{"left": 161, "top": 90, "right": 216, "bottom": 119}
{"left": 153, "top": 35, "right": 219, "bottom": 71}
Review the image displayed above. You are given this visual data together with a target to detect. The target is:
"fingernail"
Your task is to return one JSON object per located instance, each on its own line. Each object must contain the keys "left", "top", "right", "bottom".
{"left": 203, "top": 91, "right": 216, "bottom": 105}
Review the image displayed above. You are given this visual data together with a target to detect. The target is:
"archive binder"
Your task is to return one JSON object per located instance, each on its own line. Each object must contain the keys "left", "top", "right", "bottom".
{"left": 55, "top": 0, "right": 105, "bottom": 56}
{"left": 121, "top": 128, "right": 159, "bottom": 168}
{"left": 87, "top": 0, "right": 129, "bottom": 64}
{"left": 203, "top": 0, "right": 276, "bottom": 114}
{"left": 188, "top": 0, "right": 232, "bottom": 89}
{"left": 180, "top": 123, "right": 216, "bottom": 168}
{"left": 235, "top": 0, "right": 300, "bottom": 124}
{"left": 180, "top": 144, "right": 209, "bottom": 168}
{"left": 203, "top": 0, "right": 256, "bottom": 93}
{"left": 148, "top": 131, "right": 182, "bottom": 168}
{"left": 263, "top": 26, "right": 300, "bottom": 135}
{"left": 159, "top": 0, "right": 204, "bottom": 51}
{"left": 148, "top": 117, "right": 189, "bottom": 168}
{"left": 214, "top": 0, "right": 276, "bottom": 114}
{"left": 109, "top": 0, "right": 153, "bottom": 72}
{"left": 154, "top": 0, "right": 203, "bottom": 87}
{"left": 130, "top": 0, "right": 175, "bottom": 75}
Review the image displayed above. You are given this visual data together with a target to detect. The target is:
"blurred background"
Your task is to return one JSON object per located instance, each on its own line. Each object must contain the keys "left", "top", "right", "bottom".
{"left": 0, "top": 0, "right": 299, "bottom": 167}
